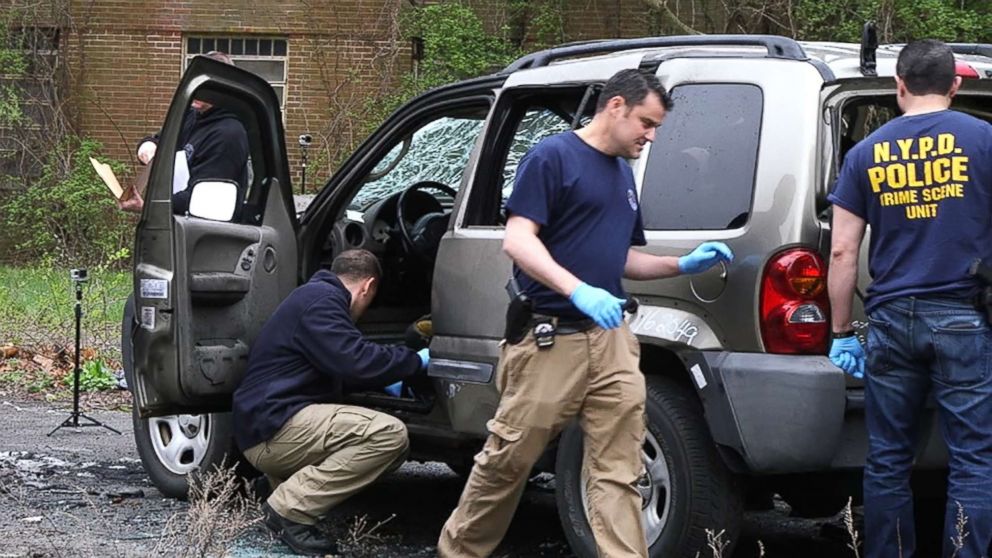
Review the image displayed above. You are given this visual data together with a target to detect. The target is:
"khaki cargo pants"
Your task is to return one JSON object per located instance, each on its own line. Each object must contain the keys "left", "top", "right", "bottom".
{"left": 243, "top": 404, "right": 408, "bottom": 525}
{"left": 438, "top": 324, "right": 647, "bottom": 558}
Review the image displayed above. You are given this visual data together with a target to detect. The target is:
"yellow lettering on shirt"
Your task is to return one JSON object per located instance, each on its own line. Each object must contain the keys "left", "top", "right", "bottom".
{"left": 868, "top": 166, "right": 886, "bottom": 193}
{"left": 859, "top": 133, "right": 970, "bottom": 223}
{"left": 932, "top": 158, "right": 951, "bottom": 183}
{"left": 905, "top": 203, "right": 939, "bottom": 219}
{"left": 896, "top": 138, "right": 914, "bottom": 160}
{"left": 874, "top": 142, "right": 891, "bottom": 164}
{"left": 937, "top": 133, "right": 956, "bottom": 155}
{"left": 952, "top": 156, "right": 969, "bottom": 182}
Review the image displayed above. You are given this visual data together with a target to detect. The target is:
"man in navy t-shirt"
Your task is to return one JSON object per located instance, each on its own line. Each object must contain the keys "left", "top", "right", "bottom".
{"left": 828, "top": 40, "right": 992, "bottom": 558}
{"left": 438, "top": 69, "right": 733, "bottom": 558}
{"left": 233, "top": 250, "right": 428, "bottom": 556}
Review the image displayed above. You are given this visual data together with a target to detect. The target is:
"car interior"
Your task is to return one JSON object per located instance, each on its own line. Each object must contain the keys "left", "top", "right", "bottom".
{"left": 183, "top": 85, "right": 600, "bottom": 412}
{"left": 836, "top": 92, "right": 992, "bottom": 167}
{"left": 320, "top": 88, "right": 597, "bottom": 411}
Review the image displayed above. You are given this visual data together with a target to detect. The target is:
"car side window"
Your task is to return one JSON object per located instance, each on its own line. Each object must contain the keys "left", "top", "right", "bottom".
{"left": 499, "top": 108, "right": 573, "bottom": 203}
{"left": 640, "top": 83, "right": 763, "bottom": 230}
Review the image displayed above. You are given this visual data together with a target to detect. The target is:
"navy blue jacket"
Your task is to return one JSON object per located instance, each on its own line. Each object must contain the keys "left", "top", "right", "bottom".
{"left": 232, "top": 271, "right": 421, "bottom": 451}
{"left": 138, "top": 107, "right": 250, "bottom": 215}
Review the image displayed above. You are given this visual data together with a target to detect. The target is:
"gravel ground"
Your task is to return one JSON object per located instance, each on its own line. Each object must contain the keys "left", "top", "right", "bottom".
{"left": 0, "top": 397, "right": 871, "bottom": 558}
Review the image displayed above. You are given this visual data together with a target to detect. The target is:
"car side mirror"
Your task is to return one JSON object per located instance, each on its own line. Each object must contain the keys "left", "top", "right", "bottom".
{"left": 188, "top": 180, "right": 238, "bottom": 221}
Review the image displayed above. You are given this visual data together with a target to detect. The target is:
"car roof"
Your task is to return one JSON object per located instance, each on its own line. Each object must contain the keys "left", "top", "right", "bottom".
{"left": 502, "top": 36, "right": 992, "bottom": 84}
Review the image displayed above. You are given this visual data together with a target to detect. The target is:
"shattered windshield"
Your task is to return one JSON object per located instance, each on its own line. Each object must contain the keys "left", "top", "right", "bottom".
{"left": 350, "top": 116, "right": 486, "bottom": 210}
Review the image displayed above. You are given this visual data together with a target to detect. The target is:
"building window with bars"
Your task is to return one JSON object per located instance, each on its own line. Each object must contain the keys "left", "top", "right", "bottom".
{"left": 0, "top": 27, "right": 61, "bottom": 188}
{"left": 184, "top": 36, "right": 288, "bottom": 114}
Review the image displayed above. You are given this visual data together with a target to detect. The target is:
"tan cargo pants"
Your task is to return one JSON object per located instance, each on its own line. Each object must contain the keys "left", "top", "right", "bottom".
{"left": 242, "top": 403, "right": 408, "bottom": 525}
{"left": 438, "top": 324, "right": 648, "bottom": 558}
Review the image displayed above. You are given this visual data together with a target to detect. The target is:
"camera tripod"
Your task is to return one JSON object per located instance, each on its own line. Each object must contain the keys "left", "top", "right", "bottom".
{"left": 48, "top": 272, "right": 122, "bottom": 436}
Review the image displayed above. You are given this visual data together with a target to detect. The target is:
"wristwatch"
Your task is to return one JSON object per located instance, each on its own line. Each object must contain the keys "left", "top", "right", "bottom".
{"left": 832, "top": 330, "right": 857, "bottom": 339}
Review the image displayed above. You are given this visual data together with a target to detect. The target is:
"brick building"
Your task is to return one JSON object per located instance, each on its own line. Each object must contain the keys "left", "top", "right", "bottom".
{"left": 7, "top": 0, "right": 737, "bottom": 192}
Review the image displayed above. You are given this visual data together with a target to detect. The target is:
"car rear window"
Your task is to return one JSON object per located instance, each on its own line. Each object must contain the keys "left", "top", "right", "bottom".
{"left": 640, "top": 83, "right": 763, "bottom": 230}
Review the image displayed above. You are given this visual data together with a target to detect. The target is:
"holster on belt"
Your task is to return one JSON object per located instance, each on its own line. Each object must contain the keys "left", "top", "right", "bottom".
{"left": 969, "top": 259, "right": 992, "bottom": 325}
{"left": 504, "top": 277, "right": 533, "bottom": 345}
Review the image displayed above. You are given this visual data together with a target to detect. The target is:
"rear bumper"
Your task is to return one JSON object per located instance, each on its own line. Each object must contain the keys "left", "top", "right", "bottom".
{"left": 689, "top": 351, "right": 947, "bottom": 474}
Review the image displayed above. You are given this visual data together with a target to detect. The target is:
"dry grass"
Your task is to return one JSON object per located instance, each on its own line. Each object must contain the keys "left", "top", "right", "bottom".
{"left": 153, "top": 463, "right": 262, "bottom": 558}
{"left": 844, "top": 497, "right": 861, "bottom": 558}
{"left": 949, "top": 501, "right": 970, "bottom": 558}
{"left": 346, "top": 512, "right": 396, "bottom": 546}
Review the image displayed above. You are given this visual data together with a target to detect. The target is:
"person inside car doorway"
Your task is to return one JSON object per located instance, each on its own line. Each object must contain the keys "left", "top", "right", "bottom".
{"left": 233, "top": 249, "right": 429, "bottom": 556}
{"left": 118, "top": 50, "right": 250, "bottom": 216}
{"left": 828, "top": 39, "right": 992, "bottom": 558}
{"left": 437, "top": 68, "right": 733, "bottom": 558}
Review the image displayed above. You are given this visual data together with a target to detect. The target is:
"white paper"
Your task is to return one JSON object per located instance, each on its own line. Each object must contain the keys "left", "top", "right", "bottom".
{"left": 173, "top": 150, "right": 190, "bottom": 194}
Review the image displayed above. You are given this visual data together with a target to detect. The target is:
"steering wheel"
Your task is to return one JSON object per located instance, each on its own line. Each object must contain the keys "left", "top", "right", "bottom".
{"left": 396, "top": 180, "right": 458, "bottom": 263}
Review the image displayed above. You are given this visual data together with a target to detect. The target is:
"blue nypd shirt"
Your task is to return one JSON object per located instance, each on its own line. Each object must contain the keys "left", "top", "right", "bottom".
{"left": 828, "top": 110, "right": 992, "bottom": 313}
{"left": 506, "top": 131, "right": 646, "bottom": 320}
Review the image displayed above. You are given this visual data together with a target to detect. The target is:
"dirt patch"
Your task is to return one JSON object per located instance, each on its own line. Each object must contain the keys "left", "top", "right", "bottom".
{"left": 0, "top": 344, "right": 130, "bottom": 412}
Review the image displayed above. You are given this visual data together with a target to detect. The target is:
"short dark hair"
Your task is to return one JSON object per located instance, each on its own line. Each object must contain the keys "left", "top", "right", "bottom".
{"left": 331, "top": 249, "right": 382, "bottom": 282}
{"left": 897, "top": 40, "right": 956, "bottom": 96}
{"left": 596, "top": 69, "right": 673, "bottom": 113}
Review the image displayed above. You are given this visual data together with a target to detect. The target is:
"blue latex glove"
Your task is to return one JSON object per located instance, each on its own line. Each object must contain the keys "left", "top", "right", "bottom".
{"left": 829, "top": 336, "right": 865, "bottom": 379}
{"left": 384, "top": 381, "right": 403, "bottom": 397}
{"left": 417, "top": 348, "right": 430, "bottom": 370}
{"left": 569, "top": 282, "right": 625, "bottom": 329}
{"left": 678, "top": 242, "right": 734, "bottom": 274}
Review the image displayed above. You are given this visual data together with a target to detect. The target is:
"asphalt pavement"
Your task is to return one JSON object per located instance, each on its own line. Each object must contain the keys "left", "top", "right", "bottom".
{"left": 0, "top": 397, "right": 862, "bottom": 558}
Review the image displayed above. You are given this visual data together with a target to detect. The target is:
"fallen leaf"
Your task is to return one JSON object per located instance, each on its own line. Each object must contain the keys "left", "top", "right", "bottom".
{"left": 32, "top": 354, "right": 54, "bottom": 370}
{"left": 1, "top": 346, "right": 17, "bottom": 359}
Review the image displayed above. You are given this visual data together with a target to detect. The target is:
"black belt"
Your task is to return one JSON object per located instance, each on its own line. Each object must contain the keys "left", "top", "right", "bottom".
{"left": 531, "top": 314, "right": 597, "bottom": 335}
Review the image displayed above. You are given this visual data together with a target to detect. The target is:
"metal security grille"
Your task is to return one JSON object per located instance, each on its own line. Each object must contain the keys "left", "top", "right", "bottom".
{"left": 184, "top": 36, "right": 288, "bottom": 114}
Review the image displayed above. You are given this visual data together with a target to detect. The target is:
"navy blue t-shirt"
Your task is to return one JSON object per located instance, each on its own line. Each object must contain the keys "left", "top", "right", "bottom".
{"left": 506, "top": 131, "right": 646, "bottom": 320}
{"left": 829, "top": 110, "right": 992, "bottom": 313}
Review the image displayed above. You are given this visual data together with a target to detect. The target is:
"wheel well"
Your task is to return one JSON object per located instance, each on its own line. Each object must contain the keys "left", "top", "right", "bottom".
{"left": 638, "top": 341, "right": 751, "bottom": 474}
{"left": 639, "top": 342, "right": 693, "bottom": 388}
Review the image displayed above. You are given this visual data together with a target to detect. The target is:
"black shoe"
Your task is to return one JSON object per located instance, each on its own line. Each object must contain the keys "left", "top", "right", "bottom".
{"left": 251, "top": 475, "right": 272, "bottom": 501}
{"left": 262, "top": 502, "right": 338, "bottom": 556}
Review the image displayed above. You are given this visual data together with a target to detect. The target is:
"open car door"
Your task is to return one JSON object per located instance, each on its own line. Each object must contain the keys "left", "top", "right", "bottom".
{"left": 130, "top": 56, "right": 297, "bottom": 417}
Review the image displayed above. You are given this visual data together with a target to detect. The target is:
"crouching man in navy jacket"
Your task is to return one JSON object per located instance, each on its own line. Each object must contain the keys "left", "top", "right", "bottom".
{"left": 233, "top": 249, "right": 429, "bottom": 556}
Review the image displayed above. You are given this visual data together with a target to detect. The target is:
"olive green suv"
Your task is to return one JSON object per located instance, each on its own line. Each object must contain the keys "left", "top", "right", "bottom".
{"left": 123, "top": 34, "right": 992, "bottom": 556}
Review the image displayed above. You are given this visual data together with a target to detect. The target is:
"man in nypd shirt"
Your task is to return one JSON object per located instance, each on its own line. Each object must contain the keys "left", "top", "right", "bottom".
{"left": 828, "top": 40, "right": 992, "bottom": 558}
{"left": 438, "top": 69, "right": 733, "bottom": 558}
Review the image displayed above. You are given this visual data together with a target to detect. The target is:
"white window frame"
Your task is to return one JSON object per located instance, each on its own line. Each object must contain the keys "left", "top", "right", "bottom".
{"left": 183, "top": 35, "right": 288, "bottom": 118}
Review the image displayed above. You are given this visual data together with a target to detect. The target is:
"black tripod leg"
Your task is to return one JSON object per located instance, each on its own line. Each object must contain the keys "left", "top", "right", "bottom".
{"left": 77, "top": 413, "right": 123, "bottom": 435}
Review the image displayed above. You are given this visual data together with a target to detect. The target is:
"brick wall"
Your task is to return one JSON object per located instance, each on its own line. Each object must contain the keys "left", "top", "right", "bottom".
{"left": 66, "top": 0, "right": 411, "bottom": 187}
{"left": 63, "top": 0, "right": 723, "bottom": 191}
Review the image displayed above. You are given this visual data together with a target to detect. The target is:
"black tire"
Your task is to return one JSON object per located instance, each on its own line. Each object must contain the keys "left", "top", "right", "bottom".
{"left": 122, "top": 295, "right": 242, "bottom": 500}
{"left": 555, "top": 375, "right": 743, "bottom": 558}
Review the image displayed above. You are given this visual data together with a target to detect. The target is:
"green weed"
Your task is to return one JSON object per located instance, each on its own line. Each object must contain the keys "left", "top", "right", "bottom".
{"left": 0, "top": 265, "right": 130, "bottom": 357}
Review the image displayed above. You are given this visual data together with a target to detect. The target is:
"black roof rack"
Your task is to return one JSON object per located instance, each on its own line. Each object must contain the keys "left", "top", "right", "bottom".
{"left": 949, "top": 43, "right": 992, "bottom": 58}
{"left": 860, "top": 21, "right": 878, "bottom": 77}
{"left": 503, "top": 35, "right": 808, "bottom": 72}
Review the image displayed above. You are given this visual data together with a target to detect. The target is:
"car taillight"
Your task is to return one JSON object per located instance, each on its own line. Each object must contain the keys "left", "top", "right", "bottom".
{"left": 956, "top": 61, "right": 980, "bottom": 79}
{"left": 760, "top": 248, "right": 830, "bottom": 354}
